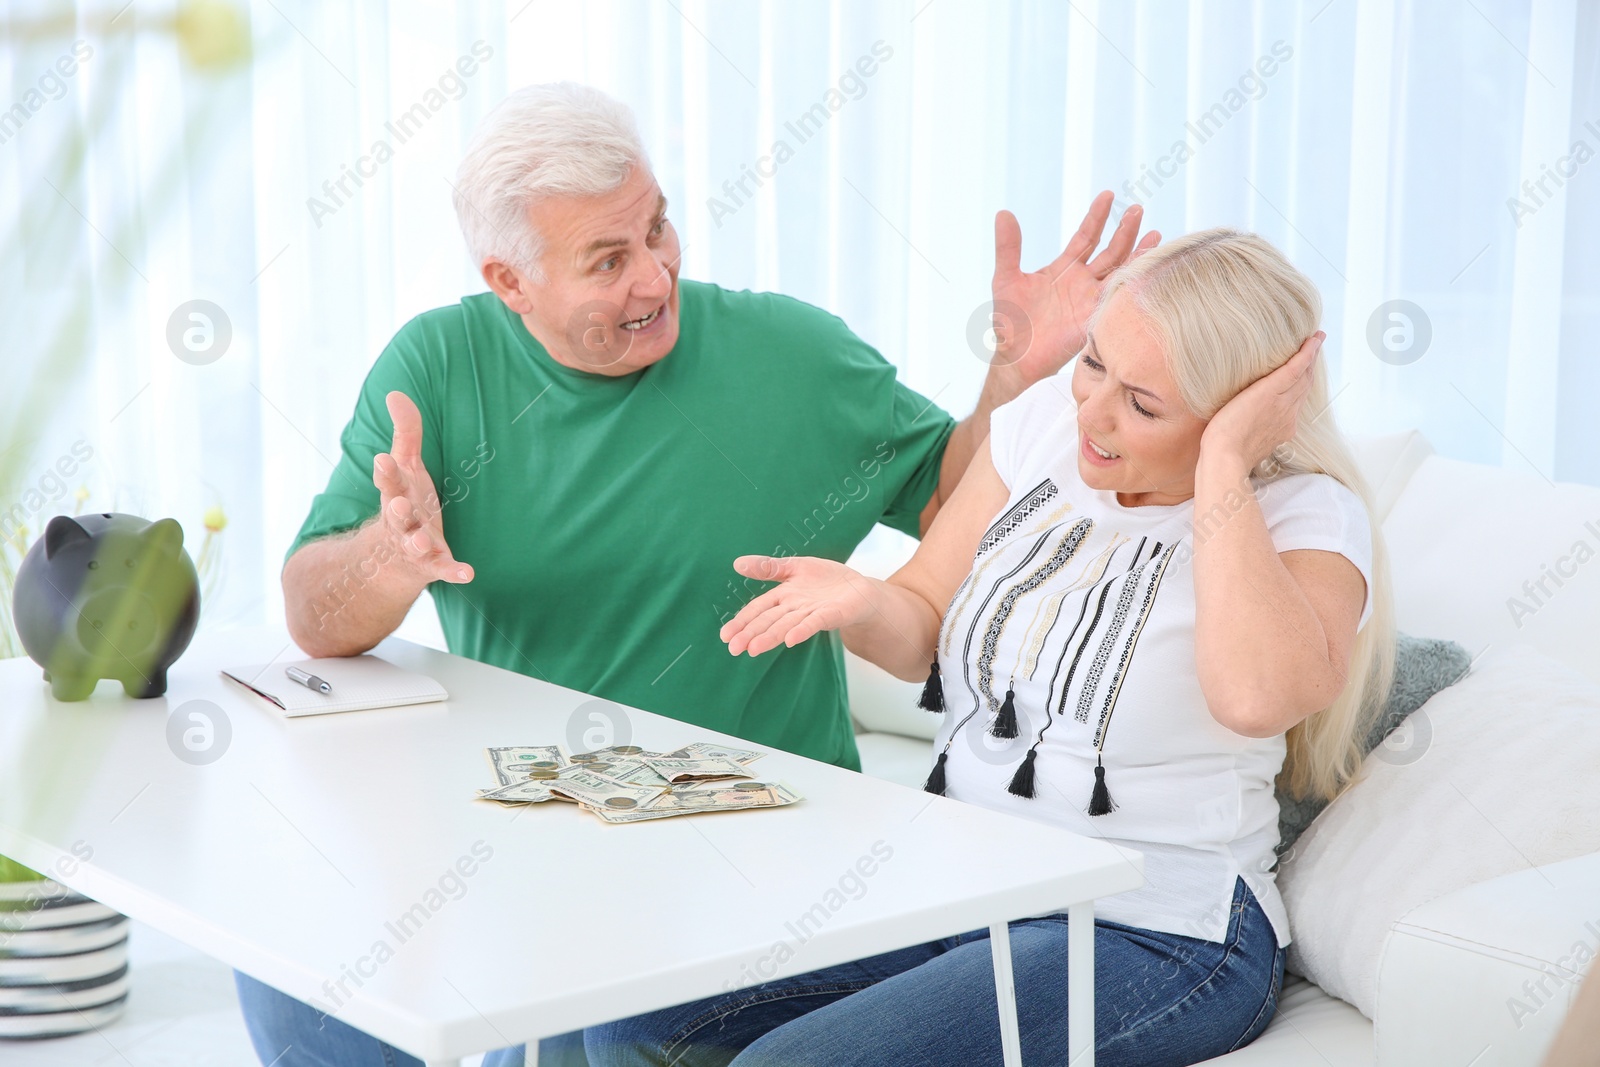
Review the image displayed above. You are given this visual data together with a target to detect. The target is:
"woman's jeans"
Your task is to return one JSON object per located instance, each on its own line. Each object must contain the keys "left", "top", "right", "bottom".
{"left": 234, "top": 876, "right": 1282, "bottom": 1067}
{"left": 583, "top": 876, "right": 1285, "bottom": 1067}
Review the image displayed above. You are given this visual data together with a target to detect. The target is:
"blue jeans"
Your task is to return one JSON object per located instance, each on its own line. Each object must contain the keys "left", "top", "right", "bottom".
{"left": 234, "top": 877, "right": 1281, "bottom": 1067}
{"left": 233, "top": 970, "right": 579, "bottom": 1066}
{"left": 583, "top": 876, "right": 1284, "bottom": 1067}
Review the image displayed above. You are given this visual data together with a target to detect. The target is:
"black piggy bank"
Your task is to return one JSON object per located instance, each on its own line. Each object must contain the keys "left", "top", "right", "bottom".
{"left": 12, "top": 513, "right": 201, "bottom": 700}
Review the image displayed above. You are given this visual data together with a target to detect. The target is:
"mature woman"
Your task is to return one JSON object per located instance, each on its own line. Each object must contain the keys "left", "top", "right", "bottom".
{"left": 583, "top": 228, "right": 1397, "bottom": 1067}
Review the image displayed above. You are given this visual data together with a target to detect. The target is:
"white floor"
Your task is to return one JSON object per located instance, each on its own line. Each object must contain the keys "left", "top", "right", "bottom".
{"left": 2, "top": 920, "right": 489, "bottom": 1067}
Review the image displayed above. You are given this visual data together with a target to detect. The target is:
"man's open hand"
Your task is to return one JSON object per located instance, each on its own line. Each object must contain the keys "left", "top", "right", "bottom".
{"left": 989, "top": 191, "right": 1160, "bottom": 385}
{"left": 371, "top": 391, "right": 474, "bottom": 585}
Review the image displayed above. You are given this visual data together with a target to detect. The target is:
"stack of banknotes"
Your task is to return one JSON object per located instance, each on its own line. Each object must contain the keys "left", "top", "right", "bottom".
{"left": 477, "top": 741, "right": 803, "bottom": 823}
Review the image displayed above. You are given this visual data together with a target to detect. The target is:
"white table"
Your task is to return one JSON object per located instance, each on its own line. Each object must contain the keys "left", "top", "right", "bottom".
{"left": 0, "top": 625, "right": 1143, "bottom": 1066}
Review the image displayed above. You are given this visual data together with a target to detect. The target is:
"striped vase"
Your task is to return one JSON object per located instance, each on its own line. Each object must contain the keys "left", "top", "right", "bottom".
{"left": 0, "top": 879, "right": 129, "bottom": 1039}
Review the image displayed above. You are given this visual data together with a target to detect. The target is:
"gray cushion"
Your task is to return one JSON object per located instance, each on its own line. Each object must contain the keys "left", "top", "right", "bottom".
{"left": 1274, "top": 633, "right": 1472, "bottom": 859}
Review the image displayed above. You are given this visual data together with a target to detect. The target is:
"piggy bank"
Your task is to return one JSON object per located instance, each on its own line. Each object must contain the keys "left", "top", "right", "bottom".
{"left": 12, "top": 513, "right": 201, "bottom": 701}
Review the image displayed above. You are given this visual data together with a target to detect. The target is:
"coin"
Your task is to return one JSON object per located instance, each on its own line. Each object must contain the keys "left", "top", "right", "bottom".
{"left": 611, "top": 745, "right": 643, "bottom": 755}
{"left": 733, "top": 781, "right": 767, "bottom": 791}
{"left": 586, "top": 762, "right": 613, "bottom": 774}
{"left": 604, "top": 797, "right": 638, "bottom": 809}
{"left": 526, "top": 769, "right": 559, "bottom": 780}
{"left": 570, "top": 753, "right": 599, "bottom": 763}
{"left": 528, "top": 760, "right": 559, "bottom": 770}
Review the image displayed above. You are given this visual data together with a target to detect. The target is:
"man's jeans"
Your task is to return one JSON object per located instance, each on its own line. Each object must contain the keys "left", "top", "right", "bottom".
{"left": 232, "top": 971, "right": 585, "bottom": 1067}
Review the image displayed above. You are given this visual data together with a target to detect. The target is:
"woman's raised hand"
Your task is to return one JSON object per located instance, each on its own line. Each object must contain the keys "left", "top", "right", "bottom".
{"left": 1201, "top": 331, "right": 1324, "bottom": 472}
{"left": 720, "top": 555, "right": 879, "bottom": 656}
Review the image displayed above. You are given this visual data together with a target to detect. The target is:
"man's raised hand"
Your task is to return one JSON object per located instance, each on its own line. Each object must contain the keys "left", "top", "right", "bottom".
{"left": 989, "top": 191, "right": 1161, "bottom": 384}
{"left": 371, "top": 391, "right": 474, "bottom": 585}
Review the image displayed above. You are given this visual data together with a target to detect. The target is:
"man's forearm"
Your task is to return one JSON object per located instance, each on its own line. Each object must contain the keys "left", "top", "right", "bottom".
{"left": 283, "top": 518, "right": 432, "bottom": 658}
{"left": 920, "top": 365, "right": 1026, "bottom": 534}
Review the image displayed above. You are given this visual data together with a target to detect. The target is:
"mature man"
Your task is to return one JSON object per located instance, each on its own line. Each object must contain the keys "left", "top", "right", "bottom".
{"left": 239, "top": 82, "right": 1154, "bottom": 1066}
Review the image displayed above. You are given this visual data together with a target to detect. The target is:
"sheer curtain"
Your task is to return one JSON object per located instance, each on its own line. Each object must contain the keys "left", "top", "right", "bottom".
{"left": 3, "top": 0, "right": 1595, "bottom": 638}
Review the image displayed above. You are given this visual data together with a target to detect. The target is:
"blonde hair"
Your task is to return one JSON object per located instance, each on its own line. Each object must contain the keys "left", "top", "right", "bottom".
{"left": 1092, "top": 227, "right": 1397, "bottom": 803}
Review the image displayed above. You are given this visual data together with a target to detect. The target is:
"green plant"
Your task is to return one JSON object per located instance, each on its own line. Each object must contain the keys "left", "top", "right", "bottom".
{"left": 0, "top": 856, "right": 44, "bottom": 884}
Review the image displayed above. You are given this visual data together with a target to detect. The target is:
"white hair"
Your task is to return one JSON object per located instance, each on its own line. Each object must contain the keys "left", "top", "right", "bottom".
{"left": 451, "top": 82, "right": 649, "bottom": 281}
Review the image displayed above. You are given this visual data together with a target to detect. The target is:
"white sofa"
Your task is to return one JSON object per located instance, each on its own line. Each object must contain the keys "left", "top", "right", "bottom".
{"left": 845, "top": 429, "right": 1600, "bottom": 1066}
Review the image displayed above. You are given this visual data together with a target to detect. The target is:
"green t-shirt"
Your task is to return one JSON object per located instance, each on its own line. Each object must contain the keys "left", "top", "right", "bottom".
{"left": 287, "top": 280, "right": 956, "bottom": 769}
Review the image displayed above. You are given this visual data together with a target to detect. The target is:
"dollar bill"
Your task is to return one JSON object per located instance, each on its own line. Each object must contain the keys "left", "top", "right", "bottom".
{"left": 589, "top": 781, "right": 803, "bottom": 823}
{"left": 589, "top": 759, "right": 673, "bottom": 788}
{"left": 478, "top": 780, "right": 561, "bottom": 804}
{"left": 485, "top": 746, "right": 566, "bottom": 787}
{"left": 481, "top": 760, "right": 673, "bottom": 806}
{"left": 642, "top": 755, "right": 753, "bottom": 782}
{"left": 549, "top": 767, "right": 668, "bottom": 811}
{"left": 662, "top": 741, "right": 764, "bottom": 766}
{"left": 476, "top": 741, "right": 776, "bottom": 815}
{"left": 569, "top": 745, "right": 664, "bottom": 765}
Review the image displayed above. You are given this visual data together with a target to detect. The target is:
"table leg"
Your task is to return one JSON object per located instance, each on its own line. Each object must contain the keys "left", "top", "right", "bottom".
{"left": 1068, "top": 900, "right": 1094, "bottom": 1067}
{"left": 989, "top": 921, "right": 1023, "bottom": 1067}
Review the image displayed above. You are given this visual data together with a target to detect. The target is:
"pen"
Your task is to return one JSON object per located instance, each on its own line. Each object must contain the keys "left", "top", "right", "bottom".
{"left": 285, "top": 666, "right": 332, "bottom": 695}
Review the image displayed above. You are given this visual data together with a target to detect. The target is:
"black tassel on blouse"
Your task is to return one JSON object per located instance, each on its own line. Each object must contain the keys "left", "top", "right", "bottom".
{"left": 990, "top": 685, "right": 1019, "bottom": 739}
{"left": 923, "top": 751, "right": 949, "bottom": 795}
{"left": 917, "top": 661, "right": 945, "bottom": 712}
{"left": 1006, "top": 748, "right": 1038, "bottom": 798}
{"left": 1087, "top": 753, "right": 1117, "bottom": 816}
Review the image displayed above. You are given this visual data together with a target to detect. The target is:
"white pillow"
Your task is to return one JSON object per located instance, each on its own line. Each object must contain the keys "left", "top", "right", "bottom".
{"left": 1382, "top": 455, "right": 1600, "bottom": 687}
{"left": 1275, "top": 643, "right": 1600, "bottom": 1019}
{"left": 845, "top": 649, "right": 939, "bottom": 741}
{"left": 1345, "top": 427, "right": 1433, "bottom": 524}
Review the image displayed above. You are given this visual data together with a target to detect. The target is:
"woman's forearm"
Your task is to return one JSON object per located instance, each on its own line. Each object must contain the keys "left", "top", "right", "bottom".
{"left": 839, "top": 575, "right": 946, "bottom": 683}
{"left": 1191, "top": 449, "right": 1343, "bottom": 734}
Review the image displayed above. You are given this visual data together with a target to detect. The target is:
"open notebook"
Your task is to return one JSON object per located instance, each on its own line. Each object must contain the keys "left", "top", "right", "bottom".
{"left": 220, "top": 655, "right": 447, "bottom": 717}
